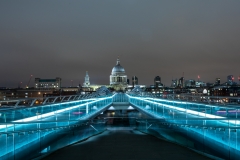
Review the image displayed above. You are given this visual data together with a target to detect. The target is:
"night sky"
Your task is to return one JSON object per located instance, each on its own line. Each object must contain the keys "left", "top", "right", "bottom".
{"left": 1, "top": 1, "right": 240, "bottom": 87}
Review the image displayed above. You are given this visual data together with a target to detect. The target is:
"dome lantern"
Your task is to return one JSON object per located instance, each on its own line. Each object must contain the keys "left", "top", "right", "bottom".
{"left": 111, "top": 59, "right": 125, "bottom": 75}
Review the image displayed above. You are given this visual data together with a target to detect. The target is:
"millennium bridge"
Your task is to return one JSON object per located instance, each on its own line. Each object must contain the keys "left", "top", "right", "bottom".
{"left": 0, "top": 89, "right": 240, "bottom": 160}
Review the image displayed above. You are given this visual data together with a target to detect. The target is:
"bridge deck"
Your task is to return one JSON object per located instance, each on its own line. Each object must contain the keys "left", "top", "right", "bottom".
{"left": 43, "top": 128, "right": 211, "bottom": 160}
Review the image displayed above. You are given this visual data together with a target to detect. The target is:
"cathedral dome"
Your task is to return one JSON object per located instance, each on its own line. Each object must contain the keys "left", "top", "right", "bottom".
{"left": 111, "top": 59, "right": 125, "bottom": 75}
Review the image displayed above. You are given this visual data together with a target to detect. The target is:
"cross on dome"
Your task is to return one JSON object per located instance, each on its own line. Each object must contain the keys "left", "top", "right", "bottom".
{"left": 116, "top": 58, "right": 120, "bottom": 65}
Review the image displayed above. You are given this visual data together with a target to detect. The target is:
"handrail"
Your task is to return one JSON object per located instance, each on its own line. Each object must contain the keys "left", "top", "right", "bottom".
{"left": 0, "top": 93, "right": 113, "bottom": 103}
{"left": 0, "top": 94, "right": 113, "bottom": 111}
{"left": 128, "top": 94, "right": 240, "bottom": 107}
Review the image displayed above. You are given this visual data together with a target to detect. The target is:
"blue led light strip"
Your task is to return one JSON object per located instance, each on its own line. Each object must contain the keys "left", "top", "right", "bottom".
{"left": 127, "top": 95, "right": 240, "bottom": 125}
{"left": 0, "top": 96, "right": 113, "bottom": 130}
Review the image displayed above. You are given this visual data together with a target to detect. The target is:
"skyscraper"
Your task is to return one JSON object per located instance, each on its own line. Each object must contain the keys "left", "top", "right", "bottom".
{"left": 154, "top": 76, "right": 161, "bottom": 88}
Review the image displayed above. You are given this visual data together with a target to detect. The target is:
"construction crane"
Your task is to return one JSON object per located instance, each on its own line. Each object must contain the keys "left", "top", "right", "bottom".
{"left": 26, "top": 75, "right": 33, "bottom": 88}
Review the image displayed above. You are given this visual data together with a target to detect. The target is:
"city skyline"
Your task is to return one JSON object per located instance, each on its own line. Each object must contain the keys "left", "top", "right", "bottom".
{"left": 1, "top": 1, "right": 240, "bottom": 87}
{"left": 1, "top": 58, "right": 239, "bottom": 88}
{"left": 1, "top": 2, "right": 240, "bottom": 159}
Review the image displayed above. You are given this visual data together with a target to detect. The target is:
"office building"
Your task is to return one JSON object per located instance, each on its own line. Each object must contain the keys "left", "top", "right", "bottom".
{"left": 154, "top": 76, "right": 161, "bottom": 88}
{"left": 35, "top": 77, "right": 61, "bottom": 89}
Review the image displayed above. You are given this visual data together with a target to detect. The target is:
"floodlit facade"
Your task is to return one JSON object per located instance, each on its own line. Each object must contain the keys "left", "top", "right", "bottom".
{"left": 110, "top": 59, "right": 128, "bottom": 91}
{"left": 35, "top": 77, "right": 61, "bottom": 89}
{"left": 83, "top": 71, "right": 90, "bottom": 87}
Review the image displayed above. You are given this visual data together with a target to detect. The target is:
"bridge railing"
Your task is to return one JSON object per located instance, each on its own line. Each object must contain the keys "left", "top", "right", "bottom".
{"left": 128, "top": 94, "right": 240, "bottom": 119}
{"left": 0, "top": 119, "right": 107, "bottom": 160}
{"left": 0, "top": 95, "right": 113, "bottom": 123}
{"left": 130, "top": 93, "right": 240, "bottom": 106}
{"left": 0, "top": 93, "right": 110, "bottom": 108}
{"left": 136, "top": 118, "right": 240, "bottom": 160}
{"left": 0, "top": 95, "right": 114, "bottom": 160}
{"left": 127, "top": 94, "right": 240, "bottom": 159}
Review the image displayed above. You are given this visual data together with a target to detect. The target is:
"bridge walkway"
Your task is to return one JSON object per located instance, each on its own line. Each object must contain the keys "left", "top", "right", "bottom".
{"left": 43, "top": 128, "right": 211, "bottom": 160}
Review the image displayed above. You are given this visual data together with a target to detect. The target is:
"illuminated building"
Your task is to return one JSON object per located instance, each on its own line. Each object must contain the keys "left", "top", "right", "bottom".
{"left": 195, "top": 81, "right": 206, "bottom": 87}
{"left": 35, "top": 77, "right": 61, "bottom": 89}
{"left": 185, "top": 79, "right": 195, "bottom": 87}
{"left": 171, "top": 79, "right": 178, "bottom": 88}
{"left": 110, "top": 59, "right": 128, "bottom": 91}
{"left": 83, "top": 71, "right": 90, "bottom": 87}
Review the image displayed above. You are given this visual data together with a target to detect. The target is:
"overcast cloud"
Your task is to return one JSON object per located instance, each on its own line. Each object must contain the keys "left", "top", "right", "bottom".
{"left": 0, "top": 0, "right": 240, "bottom": 87}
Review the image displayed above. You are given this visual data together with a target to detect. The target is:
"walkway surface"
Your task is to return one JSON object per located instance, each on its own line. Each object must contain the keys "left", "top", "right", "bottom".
{"left": 43, "top": 128, "right": 211, "bottom": 160}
